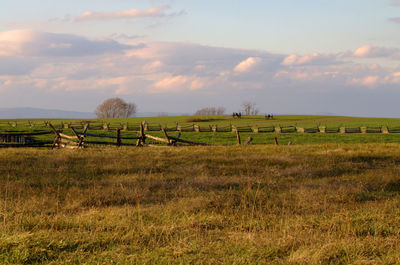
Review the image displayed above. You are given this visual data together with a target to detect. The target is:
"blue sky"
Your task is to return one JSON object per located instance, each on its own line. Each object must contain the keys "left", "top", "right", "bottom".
{"left": 0, "top": 0, "right": 400, "bottom": 116}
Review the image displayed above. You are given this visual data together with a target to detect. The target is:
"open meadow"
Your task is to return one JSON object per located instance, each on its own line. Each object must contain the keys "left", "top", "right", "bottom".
{"left": 1, "top": 144, "right": 400, "bottom": 264}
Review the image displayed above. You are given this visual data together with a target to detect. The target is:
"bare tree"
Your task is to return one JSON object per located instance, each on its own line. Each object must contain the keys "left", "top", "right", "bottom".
{"left": 95, "top": 97, "right": 137, "bottom": 118}
{"left": 216, "top": 107, "right": 226, "bottom": 115}
{"left": 194, "top": 106, "right": 226, "bottom": 116}
{"left": 241, "top": 101, "right": 259, "bottom": 115}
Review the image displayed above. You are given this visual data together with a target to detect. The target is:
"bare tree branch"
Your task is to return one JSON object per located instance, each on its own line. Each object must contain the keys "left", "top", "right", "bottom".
{"left": 95, "top": 97, "right": 137, "bottom": 118}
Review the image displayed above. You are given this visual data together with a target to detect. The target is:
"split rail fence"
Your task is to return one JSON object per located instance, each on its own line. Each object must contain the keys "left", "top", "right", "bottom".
{"left": 1, "top": 120, "right": 400, "bottom": 148}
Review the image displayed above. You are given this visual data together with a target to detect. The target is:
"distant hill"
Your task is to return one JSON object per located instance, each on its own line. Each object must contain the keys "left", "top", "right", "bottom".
{"left": 0, "top": 108, "right": 96, "bottom": 119}
{"left": 0, "top": 108, "right": 187, "bottom": 119}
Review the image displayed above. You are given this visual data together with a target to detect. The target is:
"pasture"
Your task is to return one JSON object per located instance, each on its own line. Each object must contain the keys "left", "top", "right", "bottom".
{"left": 2, "top": 115, "right": 400, "bottom": 147}
{"left": 1, "top": 144, "right": 400, "bottom": 264}
{"left": 1, "top": 115, "right": 400, "bottom": 263}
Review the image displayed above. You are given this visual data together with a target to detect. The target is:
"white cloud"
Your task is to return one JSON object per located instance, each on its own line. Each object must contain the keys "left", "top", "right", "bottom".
{"left": 153, "top": 74, "right": 206, "bottom": 93}
{"left": 142, "top": 60, "right": 163, "bottom": 73}
{"left": 281, "top": 53, "right": 336, "bottom": 66}
{"left": 0, "top": 29, "right": 138, "bottom": 57}
{"left": 350, "top": 75, "right": 379, "bottom": 86}
{"left": 234, "top": 57, "right": 262, "bottom": 73}
{"left": 352, "top": 44, "right": 400, "bottom": 59}
{"left": 76, "top": 6, "right": 184, "bottom": 21}
{"left": 2, "top": 29, "right": 400, "bottom": 116}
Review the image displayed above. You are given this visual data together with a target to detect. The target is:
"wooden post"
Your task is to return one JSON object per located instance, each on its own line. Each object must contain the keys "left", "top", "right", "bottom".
{"left": 73, "top": 124, "right": 88, "bottom": 148}
{"left": 273, "top": 136, "right": 279, "bottom": 145}
{"left": 143, "top": 121, "right": 148, "bottom": 131}
{"left": 49, "top": 123, "right": 61, "bottom": 149}
{"left": 136, "top": 131, "right": 142, "bottom": 146}
{"left": 236, "top": 130, "right": 241, "bottom": 145}
{"left": 141, "top": 122, "right": 146, "bottom": 145}
{"left": 213, "top": 125, "right": 217, "bottom": 132}
{"left": 162, "top": 128, "right": 172, "bottom": 145}
{"left": 136, "top": 122, "right": 146, "bottom": 146}
{"left": 116, "top": 129, "right": 121, "bottom": 147}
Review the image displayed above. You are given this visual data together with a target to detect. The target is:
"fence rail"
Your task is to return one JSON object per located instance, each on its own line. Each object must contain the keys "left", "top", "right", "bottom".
{"left": 1, "top": 121, "right": 400, "bottom": 148}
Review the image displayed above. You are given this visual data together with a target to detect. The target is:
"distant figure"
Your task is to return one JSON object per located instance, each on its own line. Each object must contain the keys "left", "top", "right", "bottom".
{"left": 265, "top": 114, "right": 274, "bottom": 120}
{"left": 232, "top": 112, "right": 242, "bottom": 119}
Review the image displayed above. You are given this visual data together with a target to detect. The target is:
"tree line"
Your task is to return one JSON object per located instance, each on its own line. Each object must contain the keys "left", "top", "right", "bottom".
{"left": 95, "top": 98, "right": 260, "bottom": 118}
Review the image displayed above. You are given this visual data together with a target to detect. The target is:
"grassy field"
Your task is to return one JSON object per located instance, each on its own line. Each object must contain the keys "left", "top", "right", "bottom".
{"left": 1, "top": 144, "right": 400, "bottom": 264}
{"left": 2, "top": 115, "right": 400, "bottom": 146}
{"left": 2, "top": 115, "right": 400, "bottom": 129}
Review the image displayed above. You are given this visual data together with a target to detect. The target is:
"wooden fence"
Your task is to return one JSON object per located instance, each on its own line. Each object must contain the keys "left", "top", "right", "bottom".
{"left": 1, "top": 120, "right": 400, "bottom": 148}
{"left": 1, "top": 120, "right": 398, "bottom": 135}
{"left": 0, "top": 131, "right": 53, "bottom": 147}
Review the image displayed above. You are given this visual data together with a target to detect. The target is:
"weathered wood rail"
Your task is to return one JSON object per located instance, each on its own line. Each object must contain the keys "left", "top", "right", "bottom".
{"left": 1, "top": 120, "right": 400, "bottom": 149}
{"left": 2, "top": 120, "right": 399, "bottom": 135}
{"left": 0, "top": 131, "right": 53, "bottom": 147}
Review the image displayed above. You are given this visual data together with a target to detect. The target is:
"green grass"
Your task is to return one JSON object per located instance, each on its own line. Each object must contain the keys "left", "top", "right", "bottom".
{"left": 2, "top": 115, "right": 400, "bottom": 146}
{"left": 1, "top": 144, "right": 400, "bottom": 264}
{"left": 2, "top": 114, "right": 400, "bottom": 129}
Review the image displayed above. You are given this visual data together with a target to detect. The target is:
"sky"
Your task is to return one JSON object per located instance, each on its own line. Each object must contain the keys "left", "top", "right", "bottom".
{"left": 0, "top": 0, "right": 400, "bottom": 116}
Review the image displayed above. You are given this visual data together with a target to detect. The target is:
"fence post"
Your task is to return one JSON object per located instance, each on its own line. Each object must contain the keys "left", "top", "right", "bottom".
{"left": 136, "top": 122, "right": 146, "bottom": 146}
{"left": 102, "top": 123, "right": 108, "bottom": 130}
{"left": 382, "top": 125, "right": 389, "bottom": 134}
{"left": 162, "top": 128, "right": 172, "bottom": 145}
{"left": 236, "top": 130, "right": 241, "bottom": 145}
{"left": 116, "top": 129, "right": 121, "bottom": 147}
{"left": 143, "top": 121, "right": 148, "bottom": 131}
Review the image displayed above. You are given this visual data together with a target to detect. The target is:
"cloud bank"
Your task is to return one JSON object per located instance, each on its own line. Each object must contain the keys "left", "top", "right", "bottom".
{"left": 0, "top": 30, "right": 138, "bottom": 57}
{"left": 351, "top": 44, "right": 400, "bottom": 59}
{"left": 76, "top": 6, "right": 184, "bottom": 21}
{"left": 1, "top": 29, "right": 400, "bottom": 116}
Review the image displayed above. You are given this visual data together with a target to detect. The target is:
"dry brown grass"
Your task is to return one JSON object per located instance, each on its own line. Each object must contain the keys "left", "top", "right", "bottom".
{"left": 1, "top": 144, "right": 400, "bottom": 264}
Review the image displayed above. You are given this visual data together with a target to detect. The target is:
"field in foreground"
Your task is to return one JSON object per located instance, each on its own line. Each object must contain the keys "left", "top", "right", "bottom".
{"left": 1, "top": 145, "right": 400, "bottom": 264}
